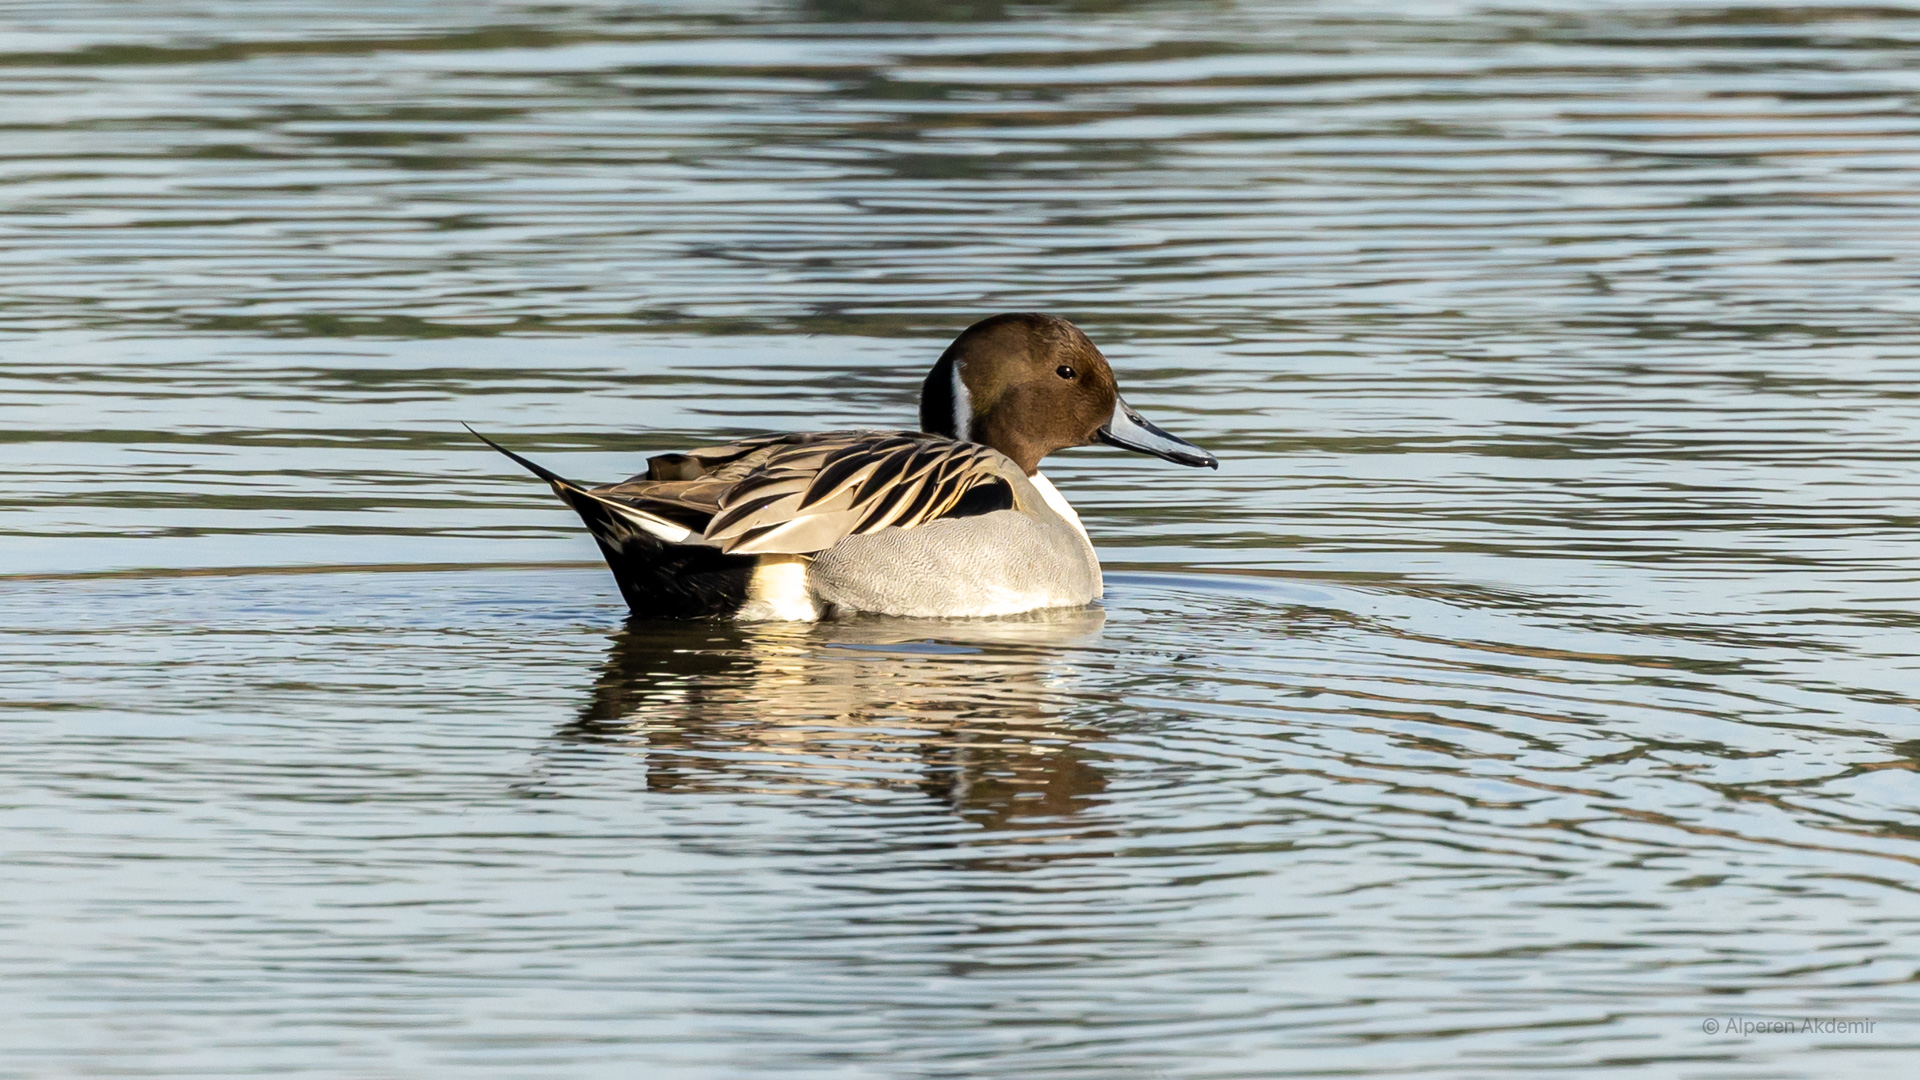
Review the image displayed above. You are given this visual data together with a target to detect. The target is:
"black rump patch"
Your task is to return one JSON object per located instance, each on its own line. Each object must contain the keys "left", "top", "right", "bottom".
{"left": 600, "top": 539, "right": 754, "bottom": 619}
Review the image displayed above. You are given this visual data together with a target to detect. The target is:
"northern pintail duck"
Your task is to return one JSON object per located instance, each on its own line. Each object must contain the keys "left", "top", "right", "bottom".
{"left": 474, "top": 313, "right": 1216, "bottom": 620}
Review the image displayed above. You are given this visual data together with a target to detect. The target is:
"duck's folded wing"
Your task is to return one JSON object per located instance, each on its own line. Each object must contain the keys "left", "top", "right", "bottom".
{"left": 586, "top": 430, "right": 908, "bottom": 538}
{"left": 584, "top": 433, "right": 794, "bottom": 532}
{"left": 700, "top": 433, "right": 1022, "bottom": 556}
{"left": 479, "top": 427, "right": 1020, "bottom": 556}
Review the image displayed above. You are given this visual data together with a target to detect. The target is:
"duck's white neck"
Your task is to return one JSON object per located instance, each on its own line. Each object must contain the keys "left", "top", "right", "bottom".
{"left": 1027, "top": 472, "right": 1089, "bottom": 544}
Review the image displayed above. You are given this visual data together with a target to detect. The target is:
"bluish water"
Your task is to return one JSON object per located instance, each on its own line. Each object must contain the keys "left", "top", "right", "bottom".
{"left": 4, "top": 1, "right": 1920, "bottom": 1076}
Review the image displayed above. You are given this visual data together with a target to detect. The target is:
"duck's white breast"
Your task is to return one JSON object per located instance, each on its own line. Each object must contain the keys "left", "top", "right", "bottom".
{"left": 1026, "top": 471, "right": 1090, "bottom": 544}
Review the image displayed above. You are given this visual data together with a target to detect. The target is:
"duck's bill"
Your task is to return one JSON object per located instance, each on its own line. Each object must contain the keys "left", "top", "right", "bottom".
{"left": 1096, "top": 398, "right": 1218, "bottom": 469}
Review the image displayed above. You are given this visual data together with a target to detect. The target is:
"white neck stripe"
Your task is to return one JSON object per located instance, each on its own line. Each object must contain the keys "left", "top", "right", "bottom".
{"left": 950, "top": 359, "right": 972, "bottom": 442}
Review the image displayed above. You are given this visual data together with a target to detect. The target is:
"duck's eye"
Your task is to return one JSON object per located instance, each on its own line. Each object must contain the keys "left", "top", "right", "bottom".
{"left": 1056, "top": 365, "right": 1076, "bottom": 380}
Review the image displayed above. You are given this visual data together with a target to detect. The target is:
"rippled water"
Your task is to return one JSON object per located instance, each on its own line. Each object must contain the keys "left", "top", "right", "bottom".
{"left": 5, "top": 1, "right": 1920, "bottom": 1076}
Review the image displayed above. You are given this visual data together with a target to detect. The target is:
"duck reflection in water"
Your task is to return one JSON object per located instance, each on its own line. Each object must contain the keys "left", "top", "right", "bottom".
{"left": 551, "top": 608, "right": 1111, "bottom": 828}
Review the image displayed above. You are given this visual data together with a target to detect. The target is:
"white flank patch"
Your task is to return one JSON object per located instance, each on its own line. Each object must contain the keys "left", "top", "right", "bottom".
{"left": 950, "top": 359, "right": 972, "bottom": 442}
{"left": 1027, "top": 472, "right": 1090, "bottom": 544}
{"left": 739, "top": 555, "right": 821, "bottom": 622}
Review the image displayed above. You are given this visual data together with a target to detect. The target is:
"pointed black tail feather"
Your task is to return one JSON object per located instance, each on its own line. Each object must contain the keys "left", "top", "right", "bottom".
{"left": 463, "top": 423, "right": 580, "bottom": 492}
{"left": 464, "top": 424, "right": 651, "bottom": 536}
{"left": 464, "top": 424, "right": 754, "bottom": 618}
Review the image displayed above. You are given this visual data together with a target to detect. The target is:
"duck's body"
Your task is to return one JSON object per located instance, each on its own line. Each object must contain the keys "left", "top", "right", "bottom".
{"left": 477, "top": 314, "right": 1214, "bottom": 621}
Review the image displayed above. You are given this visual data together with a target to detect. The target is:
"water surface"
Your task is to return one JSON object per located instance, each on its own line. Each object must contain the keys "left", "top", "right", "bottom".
{"left": 4, "top": 1, "right": 1920, "bottom": 1076}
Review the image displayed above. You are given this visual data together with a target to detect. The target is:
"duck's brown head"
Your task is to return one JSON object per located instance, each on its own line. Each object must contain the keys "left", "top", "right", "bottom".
{"left": 918, "top": 312, "right": 1217, "bottom": 475}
